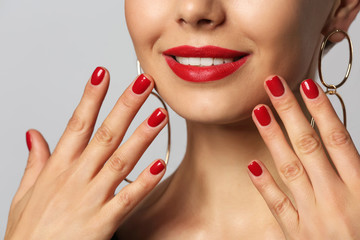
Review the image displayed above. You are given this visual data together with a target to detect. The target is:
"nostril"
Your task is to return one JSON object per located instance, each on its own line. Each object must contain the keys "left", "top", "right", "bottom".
{"left": 178, "top": 18, "right": 214, "bottom": 27}
{"left": 179, "top": 18, "right": 186, "bottom": 24}
{"left": 198, "top": 19, "right": 212, "bottom": 25}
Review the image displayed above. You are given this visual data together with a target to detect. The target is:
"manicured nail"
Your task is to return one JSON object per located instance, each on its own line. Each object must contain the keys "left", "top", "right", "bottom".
{"left": 254, "top": 106, "right": 271, "bottom": 126}
{"left": 266, "top": 76, "right": 285, "bottom": 97}
{"left": 91, "top": 67, "right": 105, "bottom": 85}
{"left": 150, "top": 160, "right": 165, "bottom": 175}
{"left": 148, "top": 108, "right": 166, "bottom": 127}
{"left": 26, "top": 131, "right": 32, "bottom": 151}
{"left": 301, "top": 79, "right": 319, "bottom": 99}
{"left": 132, "top": 74, "right": 151, "bottom": 94}
{"left": 248, "top": 161, "right": 263, "bottom": 177}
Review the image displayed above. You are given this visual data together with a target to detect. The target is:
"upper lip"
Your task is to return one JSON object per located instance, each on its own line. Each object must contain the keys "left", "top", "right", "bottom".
{"left": 163, "top": 45, "right": 249, "bottom": 58}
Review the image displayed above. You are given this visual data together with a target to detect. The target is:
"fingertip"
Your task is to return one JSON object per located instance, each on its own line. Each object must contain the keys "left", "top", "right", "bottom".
{"left": 26, "top": 130, "right": 32, "bottom": 151}
{"left": 148, "top": 108, "right": 168, "bottom": 128}
{"left": 300, "top": 78, "right": 320, "bottom": 100}
{"left": 150, "top": 159, "right": 166, "bottom": 175}
{"left": 247, "top": 160, "right": 264, "bottom": 177}
{"left": 26, "top": 129, "right": 51, "bottom": 158}
{"left": 90, "top": 66, "right": 110, "bottom": 86}
{"left": 253, "top": 105, "right": 272, "bottom": 127}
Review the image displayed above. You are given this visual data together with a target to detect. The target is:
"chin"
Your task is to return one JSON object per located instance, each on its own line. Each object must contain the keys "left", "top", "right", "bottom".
{"left": 164, "top": 94, "right": 267, "bottom": 125}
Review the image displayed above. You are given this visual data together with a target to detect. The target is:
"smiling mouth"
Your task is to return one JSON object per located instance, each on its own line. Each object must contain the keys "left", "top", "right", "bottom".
{"left": 163, "top": 45, "right": 250, "bottom": 82}
{"left": 170, "top": 56, "right": 245, "bottom": 67}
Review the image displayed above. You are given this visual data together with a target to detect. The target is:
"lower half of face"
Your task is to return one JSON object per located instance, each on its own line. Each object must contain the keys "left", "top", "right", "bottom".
{"left": 125, "top": 0, "right": 334, "bottom": 124}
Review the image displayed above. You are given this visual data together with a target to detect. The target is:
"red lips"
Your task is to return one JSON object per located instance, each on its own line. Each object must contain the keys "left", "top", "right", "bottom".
{"left": 163, "top": 45, "right": 250, "bottom": 82}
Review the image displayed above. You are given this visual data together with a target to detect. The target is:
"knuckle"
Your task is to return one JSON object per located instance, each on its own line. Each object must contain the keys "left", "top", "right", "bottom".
{"left": 67, "top": 114, "right": 87, "bottom": 133}
{"left": 280, "top": 161, "right": 304, "bottom": 182}
{"left": 137, "top": 127, "right": 153, "bottom": 144}
{"left": 273, "top": 197, "right": 291, "bottom": 216}
{"left": 327, "top": 129, "right": 351, "bottom": 148}
{"left": 107, "top": 154, "right": 127, "bottom": 173}
{"left": 94, "top": 124, "right": 114, "bottom": 146}
{"left": 262, "top": 127, "right": 278, "bottom": 141}
{"left": 138, "top": 179, "right": 151, "bottom": 192}
{"left": 117, "top": 192, "right": 132, "bottom": 208}
{"left": 275, "top": 97, "right": 294, "bottom": 114}
{"left": 296, "top": 133, "right": 321, "bottom": 155}
{"left": 119, "top": 91, "right": 136, "bottom": 109}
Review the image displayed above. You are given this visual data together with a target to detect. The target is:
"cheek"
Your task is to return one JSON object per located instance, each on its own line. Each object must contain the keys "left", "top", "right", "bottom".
{"left": 237, "top": 1, "right": 323, "bottom": 87}
{"left": 125, "top": 0, "right": 169, "bottom": 57}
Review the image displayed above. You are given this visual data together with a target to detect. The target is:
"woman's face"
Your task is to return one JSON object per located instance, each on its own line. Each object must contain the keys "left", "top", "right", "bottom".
{"left": 125, "top": 0, "right": 336, "bottom": 124}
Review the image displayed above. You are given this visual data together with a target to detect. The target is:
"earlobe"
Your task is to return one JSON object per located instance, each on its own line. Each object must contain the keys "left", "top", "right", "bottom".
{"left": 322, "top": 0, "right": 360, "bottom": 43}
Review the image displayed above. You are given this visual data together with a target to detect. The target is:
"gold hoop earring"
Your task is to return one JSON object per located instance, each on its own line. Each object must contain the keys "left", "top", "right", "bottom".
{"left": 123, "top": 60, "right": 171, "bottom": 184}
{"left": 311, "top": 29, "right": 353, "bottom": 129}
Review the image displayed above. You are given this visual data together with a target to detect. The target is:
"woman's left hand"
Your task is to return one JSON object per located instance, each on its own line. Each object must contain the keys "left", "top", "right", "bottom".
{"left": 247, "top": 76, "right": 360, "bottom": 239}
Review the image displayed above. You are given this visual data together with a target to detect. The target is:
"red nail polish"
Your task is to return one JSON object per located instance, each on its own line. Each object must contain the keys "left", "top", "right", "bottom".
{"left": 26, "top": 131, "right": 32, "bottom": 151}
{"left": 254, "top": 106, "right": 271, "bottom": 126}
{"left": 150, "top": 160, "right": 165, "bottom": 175}
{"left": 248, "top": 161, "right": 263, "bottom": 177}
{"left": 91, "top": 67, "right": 105, "bottom": 85}
{"left": 266, "top": 76, "right": 285, "bottom": 97}
{"left": 148, "top": 108, "right": 166, "bottom": 127}
{"left": 132, "top": 74, "right": 151, "bottom": 94}
{"left": 301, "top": 79, "right": 319, "bottom": 99}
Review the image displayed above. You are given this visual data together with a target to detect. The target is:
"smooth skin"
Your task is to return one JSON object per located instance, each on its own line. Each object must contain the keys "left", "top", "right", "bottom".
{"left": 5, "top": 0, "right": 360, "bottom": 239}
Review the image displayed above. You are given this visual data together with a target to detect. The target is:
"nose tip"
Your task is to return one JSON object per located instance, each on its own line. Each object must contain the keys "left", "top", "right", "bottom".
{"left": 177, "top": 1, "right": 225, "bottom": 29}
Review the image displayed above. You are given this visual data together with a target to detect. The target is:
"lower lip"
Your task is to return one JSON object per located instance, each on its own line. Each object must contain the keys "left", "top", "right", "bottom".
{"left": 164, "top": 55, "right": 250, "bottom": 82}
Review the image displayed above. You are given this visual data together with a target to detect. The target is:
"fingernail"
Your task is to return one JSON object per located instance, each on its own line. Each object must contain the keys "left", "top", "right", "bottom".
{"left": 132, "top": 74, "right": 151, "bottom": 94}
{"left": 91, "top": 67, "right": 106, "bottom": 85}
{"left": 148, "top": 108, "right": 166, "bottom": 127}
{"left": 254, "top": 106, "right": 271, "bottom": 126}
{"left": 26, "top": 131, "right": 32, "bottom": 151}
{"left": 248, "top": 161, "right": 263, "bottom": 177}
{"left": 150, "top": 160, "right": 165, "bottom": 175}
{"left": 301, "top": 79, "right": 319, "bottom": 99}
{"left": 266, "top": 76, "right": 285, "bottom": 97}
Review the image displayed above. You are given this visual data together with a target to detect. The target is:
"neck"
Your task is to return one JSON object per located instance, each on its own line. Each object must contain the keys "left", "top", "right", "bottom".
{"left": 160, "top": 116, "right": 291, "bottom": 226}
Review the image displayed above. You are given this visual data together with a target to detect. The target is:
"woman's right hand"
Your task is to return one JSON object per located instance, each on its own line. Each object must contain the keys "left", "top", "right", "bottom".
{"left": 4, "top": 67, "right": 168, "bottom": 240}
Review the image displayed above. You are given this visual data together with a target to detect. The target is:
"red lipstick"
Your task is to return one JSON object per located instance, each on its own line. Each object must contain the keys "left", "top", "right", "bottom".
{"left": 163, "top": 45, "right": 250, "bottom": 82}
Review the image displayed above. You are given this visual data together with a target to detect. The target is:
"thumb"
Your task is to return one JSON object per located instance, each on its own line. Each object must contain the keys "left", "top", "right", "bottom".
{"left": 12, "top": 129, "right": 51, "bottom": 205}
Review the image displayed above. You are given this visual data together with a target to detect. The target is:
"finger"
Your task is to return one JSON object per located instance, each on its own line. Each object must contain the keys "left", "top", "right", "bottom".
{"left": 252, "top": 105, "right": 315, "bottom": 212}
{"left": 91, "top": 108, "right": 168, "bottom": 199}
{"left": 12, "top": 130, "right": 50, "bottom": 205}
{"left": 264, "top": 75, "right": 339, "bottom": 191}
{"left": 101, "top": 159, "right": 166, "bottom": 226}
{"left": 78, "top": 74, "right": 154, "bottom": 180}
{"left": 247, "top": 160, "right": 299, "bottom": 237}
{"left": 50, "top": 67, "right": 110, "bottom": 169}
{"left": 300, "top": 79, "right": 360, "bottom": 187}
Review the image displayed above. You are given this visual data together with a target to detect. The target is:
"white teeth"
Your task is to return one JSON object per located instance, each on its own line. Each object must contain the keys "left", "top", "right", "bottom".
{"left": 176, "top": 57, "right": 189, "bottom": 65}
{"left": 200, "top": 58, "right": 213, "bottom": 66}
{"left": 213, "top": 58, "right": 224, "bottom": 65}
{"left": 174, "top": 57, "right": 235, "bottom": 66}
{"left": 189, "top": 57, "right": 200, "bottom": 66}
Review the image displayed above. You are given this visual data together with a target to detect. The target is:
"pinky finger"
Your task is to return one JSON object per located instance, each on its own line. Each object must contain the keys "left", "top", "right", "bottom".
{"left": 101, "top": 159, "right": 166, "bottom": 226}
{"left": 247, "top": 160, "right": 299, "bottom": 237}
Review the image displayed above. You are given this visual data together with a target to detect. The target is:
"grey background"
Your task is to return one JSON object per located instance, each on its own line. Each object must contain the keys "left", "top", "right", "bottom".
{"left": 0, "top": 0, "right": 359, "bottom": 237}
